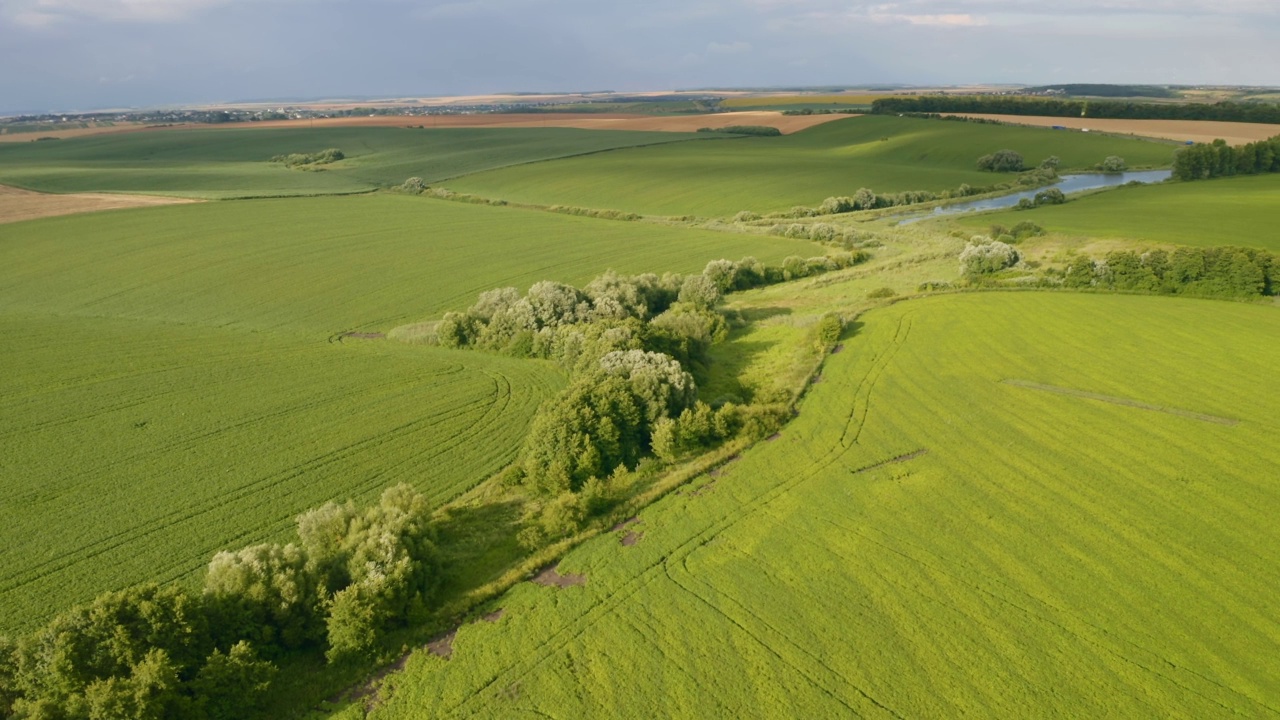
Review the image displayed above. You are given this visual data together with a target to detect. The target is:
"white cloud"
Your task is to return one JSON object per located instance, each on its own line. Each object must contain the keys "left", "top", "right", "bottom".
{"left": 707, "top": 40, "right": 752, "bottom": 54}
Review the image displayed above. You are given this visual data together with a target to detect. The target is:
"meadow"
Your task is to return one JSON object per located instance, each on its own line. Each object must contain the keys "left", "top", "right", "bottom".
{"left": 444, "top": 115, "right": 1180, "bottom": 217}
{"left": 0, "top": 126, "right": 701, "bottom": 199}
{"left": 369, "top": 292, "right": 1280, "bottom": 719}
{"left": 961, "top": 174, "right": 1280, "bottom": 251}
{"left": 0, "top": 195, "right": 810, "bottom": 634}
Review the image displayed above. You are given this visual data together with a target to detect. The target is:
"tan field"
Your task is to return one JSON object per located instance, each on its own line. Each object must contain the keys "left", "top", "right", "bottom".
{"left": 0, "top": 111, "right": 848, "bottom": 143}
{"left": 945, "top": 113, "right": 1280, "bottom": 146}
{"left": 0, "top": 184, "right": 198, "bottom": 224}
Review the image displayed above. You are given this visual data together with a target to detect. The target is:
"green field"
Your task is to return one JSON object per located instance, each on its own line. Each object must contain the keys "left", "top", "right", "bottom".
{"left": 0, "top": 195, "right": 807, "bottom": 334}
{"left": 371, "top": 293, "right": 1280, "bottom": 718}
{"left": 0, "top": 126, "right": 701, "bottom": 199}
{"left": 963, "top": 174, "right": 1280, "bottom": 250}
{"left": 0, "top": 196, "right": 811, "bottom": 634}
{"left": 445, "top": 116, "right": 1180, "bottom": 217}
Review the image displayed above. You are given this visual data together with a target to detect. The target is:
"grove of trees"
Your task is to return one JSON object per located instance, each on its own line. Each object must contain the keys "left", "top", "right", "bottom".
{"left": 1171, "top": 136, "right": 1280, "bottom": 180}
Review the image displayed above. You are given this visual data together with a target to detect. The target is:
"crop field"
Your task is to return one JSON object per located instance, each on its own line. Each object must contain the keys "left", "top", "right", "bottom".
{"left": 720, "top": 94, "right": 882, "bottom": 107}
{"left": 944, "top": 114, "right": 1280, "bottom": 146}
{"left": 0, "top": 314, "right": 562, "bottom": 636}
{"left": 0, "top": 182, "right": 197, "bottom": 224}
{"left": 0, "top": 195, "right": 808, "bottom": 334}
{"left": 0, "top": 196, "right": 810, "bottom": 634}
{"left": 963, "top": 174, "right": 1280, "bottom": 250}
{"left": 370, "top": 293, "right": 1280, "bottom": 719}
{"left": 0, "top": 126, "right": 702, "bottom": 199}
{"left": 445, "top": 115, "right": 1180, "bottom": 217}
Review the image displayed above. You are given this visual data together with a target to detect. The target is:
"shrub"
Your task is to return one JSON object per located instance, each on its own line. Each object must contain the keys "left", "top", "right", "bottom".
{"left": 867, "top": 287, "right": 897, "bottom": 299}
{"left": 1101, "top": 155, "right": 1127, "bottom": 173}
{"left": 1033, "top": 188, "right": 1067, "bottom": 206}
{"left": 960, "top": 237, "right": 1020, "bottom": 276}
{"left": 814, "top": 313, "right": 844, "bottom": 350}
{"left": 977, "top": 149, "right": 1025, "bottom": 172}
{"left": 732, "top": 210, "right": 760, "bottom": 222}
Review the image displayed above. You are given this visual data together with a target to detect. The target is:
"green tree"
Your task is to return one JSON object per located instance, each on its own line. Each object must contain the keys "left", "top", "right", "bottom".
{"left": 191, "top": 642, "right": 276, "bottom": 720}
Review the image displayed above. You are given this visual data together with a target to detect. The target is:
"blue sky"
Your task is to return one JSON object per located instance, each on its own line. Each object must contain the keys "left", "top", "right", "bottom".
{"left": 1, "top": 0, "right": 1277, "bottom": 113}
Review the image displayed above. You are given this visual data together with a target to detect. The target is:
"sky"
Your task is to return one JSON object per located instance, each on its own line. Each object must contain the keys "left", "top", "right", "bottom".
{"left": 1, "top": 0, "right": 1278, "bottom": 113}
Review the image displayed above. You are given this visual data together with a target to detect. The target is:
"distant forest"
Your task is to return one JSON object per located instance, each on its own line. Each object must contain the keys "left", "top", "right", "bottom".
{"left": 1022, "top": 84, "right": 1179, "bottom": 99}
{"left": 872, "top": 96, "right": 1280, "bottom": 124}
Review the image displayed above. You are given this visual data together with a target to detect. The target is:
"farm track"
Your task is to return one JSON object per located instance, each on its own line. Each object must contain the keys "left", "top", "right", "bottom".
{"left": 379, "top": 294, "right": 1280, "bottom": 718}
{"left": 448, "top": 314, "right": 919, "bottom": 717}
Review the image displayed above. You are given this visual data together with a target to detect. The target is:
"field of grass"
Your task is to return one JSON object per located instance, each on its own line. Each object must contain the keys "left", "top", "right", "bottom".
{"left": 0, "top": 195, "right": 808, "bottom": 334}
{"left": 961, "top": 174, "right": 1280, "bottom": 251}
{"left": 445, "top": 115, "right": 1180, "bottom": 217}
{"left": 0, "top": 126, "right": 700, "bottom": 199}
{"left": 368, "top": 292, "right": 1280, "bottom": 719}
{"left": 0, "top": 196, "right": 812, "bottom": 634}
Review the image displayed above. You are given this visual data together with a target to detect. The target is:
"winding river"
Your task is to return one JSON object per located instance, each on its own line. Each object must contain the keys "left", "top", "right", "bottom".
{"left": 895, "top": 169, "right": 1173, "bottom": 225}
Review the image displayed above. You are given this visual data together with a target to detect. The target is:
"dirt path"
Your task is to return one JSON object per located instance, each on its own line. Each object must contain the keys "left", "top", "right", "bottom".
{"left": 944, "top": 114, "right": 1280, "bottom": 146}
{"left": 0, "top": 184, "right": 198, "bottom": 224}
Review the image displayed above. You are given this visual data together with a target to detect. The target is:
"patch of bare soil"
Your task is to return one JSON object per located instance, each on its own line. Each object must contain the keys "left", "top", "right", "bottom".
{"left": 944, "top": 114, "right": 1280, "bottom": 146}
{"left": 766, "top": 432, "right": 782, "bottom": 442}
{"left": 426, "top": 629, "right": 457, "bottom": 659}
{"left": 611, "top": 517, "right": 640, "bottom": 532}
{"left": 851, "top": 449, "right": 929, "bottom": 475}
{"left": 621, "top": 531, "right": 644, "bottom": 546}
{"left": 482, "top": 609, "right": 505, "bottom": 623}
{"left": 531, "top": 563, "right": 586, "bottom": 588}
{"left": 831, "top": 344, "right": 845, "bottom": 354}
{"left": 0, "top": 184, "right": 197, "bottom": 225}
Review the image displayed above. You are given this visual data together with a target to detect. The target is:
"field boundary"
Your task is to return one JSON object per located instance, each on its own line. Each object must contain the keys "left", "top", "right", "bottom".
{"left": 1002, "top": 379, "right": 1239, "bottom": 426}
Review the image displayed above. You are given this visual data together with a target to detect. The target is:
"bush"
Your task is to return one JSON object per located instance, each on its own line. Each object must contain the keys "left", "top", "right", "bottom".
{"left": 977, "top": 149, "right": 1025, "bottom": 172}
{"left": 867, "top": 287, "right": 896, "bottom": 299}
{"left": 1033, "top": 188, "right": 1066, "bottom": 206}
{"left": 732, "top": 210, "right": 760, "bottom": 222}
{"left": 814, "top": 313, "right": 844, "bottom": 350}
{"left": 1101, "top": 155, "right": 1127, "bottom": 173}
{"left": 960, "top": 237, "right": 1020, "bottom": 277}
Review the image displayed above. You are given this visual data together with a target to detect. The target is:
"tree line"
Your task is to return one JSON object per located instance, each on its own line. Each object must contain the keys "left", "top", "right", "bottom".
{"left": 1171, "top": 136, "right": 1280, "bottom": 180}
{"left": 1059, "top": 247, "right": 1276, "bottom": 297}
{"left": 0, "top": 484, "right": 438, "bottom": 719}
{"left": 435, "top": 257, "right": 858, "bottom": 545}
{"left": 871, "top": 97, "right": 1280, "bottom": 125}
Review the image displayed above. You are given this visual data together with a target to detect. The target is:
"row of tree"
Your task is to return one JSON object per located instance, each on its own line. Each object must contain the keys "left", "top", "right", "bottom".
{"left": 0, "top": 485, "right": 438, "bottom": 719}
{"left": 1061, "top": 247, "right": 1276, "bottom": 297}
{"left": 871, "top": 96, "right": 1280, "bottom": 124}
{"left": 438, "top": 257, "right": 857, "bottom": 541}
{"left": 1171, "top": 136, "right": 1280, "bottom": 180}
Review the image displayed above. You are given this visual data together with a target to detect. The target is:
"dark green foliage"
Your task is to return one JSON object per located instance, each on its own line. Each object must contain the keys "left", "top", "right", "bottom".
{"left": 815, "top": 312, "right": 845, "bottom": 350}
{"left": 1033, "top": 188, "right": 1067, "bottom": 206}
{"left": 203, "top": 543, "right": 320, "bottom": 654}
{"left": 866, "top": 287, "right": 897, "bottom": 299}
{"left": 1172, "top": 135, "right": 1280, "bottom": 180}
{"left": 190, "top": 642, "right": 275, "bottom": 720}
{"left": 1067, "top": 247, "right": 1276, "bottom": 297}
{"left": 521, "top": 375, "right": 649, "bottom": 494}
{"left": 977, "top": 150, "right": 1026, "bottom": 172}
{"left": 1100, "top": 156, "right": 1127, "bottom": 173}
{"left": 872, "top": 96, "right": 1280, "bottom": 124}
{"left": 270, "top": 148, "right": 344, "bottom": 168}
{"left": 696, "top": 125, "right": 783, "bottom": 137}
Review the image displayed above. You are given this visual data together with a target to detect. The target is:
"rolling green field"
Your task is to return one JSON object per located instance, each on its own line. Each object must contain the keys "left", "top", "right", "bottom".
{"left": 0, "top": 126, "right": 701, "bottom": 199}
{"left": 445, "top": 116, "right": 1180, "bottom": 217}
{"left": 962, "top": 174, "right": 1280, "bottom": 250}
{"left": 370, "top": 292, "right": 1280, "bottom": 719}
{"left": 0, "top": 196, "right": 811, "bottom": 634}
{"left": 0, "top": 195, "right": 807, "bottom": 334}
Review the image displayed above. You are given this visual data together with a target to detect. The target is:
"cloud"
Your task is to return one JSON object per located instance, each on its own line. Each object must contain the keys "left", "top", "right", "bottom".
{"left": 707, "top": 40, "right": 752, "bottom": 55}
{"left": 869, "top": 11, "right": 986, "bottom": 26}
